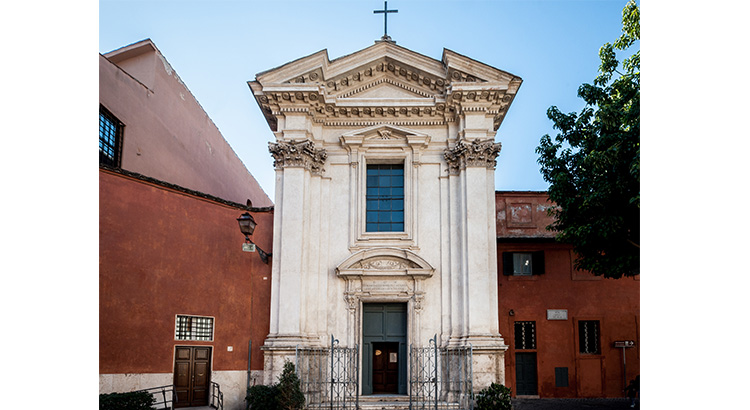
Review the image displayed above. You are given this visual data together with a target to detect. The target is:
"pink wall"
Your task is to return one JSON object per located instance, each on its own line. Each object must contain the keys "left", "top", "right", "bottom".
{"left": 100, "top": 40, "right": 272, "bottom": 207}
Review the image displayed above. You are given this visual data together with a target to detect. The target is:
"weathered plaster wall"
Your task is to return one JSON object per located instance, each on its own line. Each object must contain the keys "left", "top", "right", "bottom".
{"left": 99, "top": 168, "right": 272, "bottom": 379}
{"left": 496, "top": 192, "right": 639, "bottom": 398}
{"left": 100, "top": 41, "right": 272, "bottom": 207}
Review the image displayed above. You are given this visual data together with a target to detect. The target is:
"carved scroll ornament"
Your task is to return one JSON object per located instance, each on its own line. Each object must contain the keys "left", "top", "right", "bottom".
{"left": 444, "top": 138, "right": 502, "bottom": 174}
{"left": 268, "top": 139, "right": 327, "bottom": 175}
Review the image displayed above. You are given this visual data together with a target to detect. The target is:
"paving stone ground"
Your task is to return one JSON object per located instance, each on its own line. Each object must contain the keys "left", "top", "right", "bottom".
{"left": 511, "top": 398, "right": 639, "bottom": 410}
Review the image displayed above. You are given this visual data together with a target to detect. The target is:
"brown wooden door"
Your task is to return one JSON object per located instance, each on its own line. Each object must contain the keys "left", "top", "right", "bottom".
{"left": 174, "top": 346, "right": 211, "bottom": 407}
{"left": 372, "top": 342, "right": 399, "bottom": 394}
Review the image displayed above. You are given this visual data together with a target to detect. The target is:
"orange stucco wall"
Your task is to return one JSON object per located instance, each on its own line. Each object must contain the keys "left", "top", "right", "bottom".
{"left": 496, "top": 192, "right": 639, "bottom": 398}
{"left": 99, "top": 168, "right": 272, "bottom": 374}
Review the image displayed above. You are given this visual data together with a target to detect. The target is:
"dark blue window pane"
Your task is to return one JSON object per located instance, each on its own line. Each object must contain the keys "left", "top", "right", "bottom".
{"left": 365, "top": 163, "right": 405, "bottom": 232}
{"left": 392, "top": 211, "right": 404, "bottom": 223}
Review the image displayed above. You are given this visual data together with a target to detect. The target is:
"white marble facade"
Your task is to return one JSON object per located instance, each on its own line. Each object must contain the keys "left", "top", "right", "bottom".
{"left": 249, "top": 40, "right": 522, "bottom": 390}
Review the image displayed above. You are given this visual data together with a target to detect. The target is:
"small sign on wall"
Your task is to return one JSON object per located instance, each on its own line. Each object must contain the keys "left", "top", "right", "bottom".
{"left": 242, "top": 243, "right": 256, "bottom": 252}
{"left": 547, "top": 309, "right": 568, "bottom": 320}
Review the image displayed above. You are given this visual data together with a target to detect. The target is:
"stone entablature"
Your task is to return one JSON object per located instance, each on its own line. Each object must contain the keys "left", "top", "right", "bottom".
{"left": 249, "top": 43, "right": 522, "bottom": 133}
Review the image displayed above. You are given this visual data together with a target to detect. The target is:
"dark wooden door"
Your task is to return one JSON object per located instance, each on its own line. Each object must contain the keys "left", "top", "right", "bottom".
{"left": 174, "top": 346, "right": 211, "bottom": 407}
{"left": 372, "top": 342, "right": 399, "bottom": 394}
{"left": 515, "top": 352, "right": 538, "bottom": 395}
{"left": 362, "top": 303, "right": 407, "bottom": 395}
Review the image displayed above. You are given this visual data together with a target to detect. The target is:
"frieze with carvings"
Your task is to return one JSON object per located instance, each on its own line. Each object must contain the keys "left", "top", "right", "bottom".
{"left": 268, "top": 139, "right": 327, "bottom": 175}
{"left": 444, "top": 138, "right": 502, "bottom": 174}
{"left": 350, "top": 257, "right": 420, "bottom": 270}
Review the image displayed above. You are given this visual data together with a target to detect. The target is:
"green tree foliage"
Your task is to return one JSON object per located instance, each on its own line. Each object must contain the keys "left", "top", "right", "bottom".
{"left": 537, "top": 0, "right": 640, "bottom": 278}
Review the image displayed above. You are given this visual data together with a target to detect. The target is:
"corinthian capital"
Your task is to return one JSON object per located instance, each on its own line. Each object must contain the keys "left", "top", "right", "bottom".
{"left": 268, "top": 139, "right": 328, "bottom": 175}
{"left": 444, "top": 138, "right": 502, "bottom": 175}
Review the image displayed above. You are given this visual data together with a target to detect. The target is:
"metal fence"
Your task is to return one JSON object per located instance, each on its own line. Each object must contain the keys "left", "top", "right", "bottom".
{"left": 296, "top": 335, "right": 359, "bottom": 409}
{"left": 409, "top": 335, "right": 473, "bottom": 410}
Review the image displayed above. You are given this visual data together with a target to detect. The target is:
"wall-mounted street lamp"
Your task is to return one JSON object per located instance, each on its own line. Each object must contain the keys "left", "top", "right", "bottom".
{"left": 237, "top": 212, "right": 271, "bottom": 264}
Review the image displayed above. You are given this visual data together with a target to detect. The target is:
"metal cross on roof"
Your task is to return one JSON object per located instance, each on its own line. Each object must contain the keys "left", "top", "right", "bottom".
{"left": 373, "top": 1, "right": 398, "bottom": 42}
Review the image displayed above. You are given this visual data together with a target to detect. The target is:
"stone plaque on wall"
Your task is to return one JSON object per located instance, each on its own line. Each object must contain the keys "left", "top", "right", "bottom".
{"left": 362, "top": 280, "right": 409, "bottom": 294}
{"left": 547, "top": 309, "right": 568, "bottom": 320}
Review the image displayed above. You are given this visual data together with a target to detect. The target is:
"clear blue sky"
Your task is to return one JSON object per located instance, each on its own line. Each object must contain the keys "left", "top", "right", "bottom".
{"left": 99, "top": 0, "right": 635, "bottom": 201}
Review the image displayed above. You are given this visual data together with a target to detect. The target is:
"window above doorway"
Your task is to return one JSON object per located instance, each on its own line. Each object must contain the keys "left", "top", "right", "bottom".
{"left": 578, "top": 320, "right": 601, "bottom": 354}
{"left": 366, "top": 164, "right": 404, "bottom": 232}
{"left": 175, "top": 315, "right": 214, "bottom": 341}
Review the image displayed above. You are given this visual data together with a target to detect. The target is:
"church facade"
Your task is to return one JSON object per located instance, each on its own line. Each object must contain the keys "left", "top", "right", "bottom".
{"left": 249, "top": 40, "right": 522, "bottom": 393}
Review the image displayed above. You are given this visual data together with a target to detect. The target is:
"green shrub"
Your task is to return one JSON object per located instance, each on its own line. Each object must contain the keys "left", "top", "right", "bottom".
{"left": 475, "top": 383, "right": 512, "bottom": 410}
{"left": 277, "top": 361, "right": 305, "bottom": 410}
{"left": 246, "top": 384, "right": 279, "bottom": 410}
{"left": 246, "top": 361, "right": 305, "bottom": 410}
{"left": 99, "top": 391, "right": 155, "bottom": 410}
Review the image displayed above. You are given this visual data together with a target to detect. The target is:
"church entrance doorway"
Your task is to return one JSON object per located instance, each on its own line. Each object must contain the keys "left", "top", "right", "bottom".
{"left": 362, "top": 303, "right": 407, "bottom": 395}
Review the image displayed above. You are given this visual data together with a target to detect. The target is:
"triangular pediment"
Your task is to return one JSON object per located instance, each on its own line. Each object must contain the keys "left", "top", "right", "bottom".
{"left": 249, "top": 42, "right": 523, "bottom": 131}
{"left": 343, "top": 81, "right": 431, "bottom": 100}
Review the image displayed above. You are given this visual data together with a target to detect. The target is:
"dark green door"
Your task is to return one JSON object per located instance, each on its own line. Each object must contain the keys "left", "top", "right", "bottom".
{"left": 515, "top": 352, "right": 538, "bottom": 395}
{"left": 362, "top": 303, "right": 407, "bottom": 395}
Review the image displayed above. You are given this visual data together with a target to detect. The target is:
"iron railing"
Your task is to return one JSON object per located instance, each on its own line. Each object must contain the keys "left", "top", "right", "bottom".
{"left": 409, "top": 335, "right": 473, "bottom": 410}
{"left": 296, "top": 335, "right": 359, "bottom": 409}
{"left": 133, "top": 384, "right": 174, "bottom": 409}
{"left": 210, "top": 381, "right": 224, "bottom": 410}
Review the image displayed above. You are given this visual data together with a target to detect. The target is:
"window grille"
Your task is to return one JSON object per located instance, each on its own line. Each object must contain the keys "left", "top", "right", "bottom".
{"left": 578, "top": 320, "right": 600, "bottom": 354}
{"left": 514, "top": 321, "right": 536, "bottom": 350}
{"left": 365, "top": 164, "right": 404, "bottom": 232}
{"left": 175, "top": 315, "right": 214, "bottom": 341}
{"left": 99, "top": 105, "right": 123, "bottom": 167}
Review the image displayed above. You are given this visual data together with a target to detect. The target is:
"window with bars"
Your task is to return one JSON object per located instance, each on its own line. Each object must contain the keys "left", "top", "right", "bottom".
{"left": 578, "top": 320, "right": 601, "bottom": 354}
{"left": 514, "top": 321, "right": 536, "bottom": 350}
{"left": 365, "top": 164, "right": 404, "bottom": 232}
{"left": 99, "top": 105, "right": 123, "bottom": 167}
{"left": 175, "top": 315, "right": 214, "bottom": 341}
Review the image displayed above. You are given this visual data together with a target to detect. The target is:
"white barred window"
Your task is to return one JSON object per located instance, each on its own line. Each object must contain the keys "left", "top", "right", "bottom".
{"left": 175, "top": 315, "right": 214, "bottom": 341}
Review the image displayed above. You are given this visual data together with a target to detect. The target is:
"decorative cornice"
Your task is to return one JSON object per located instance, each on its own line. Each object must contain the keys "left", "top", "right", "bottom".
{"left": 268, "top": 139, "right": 327, "bottom": 175}
{"left": 444, "top": 138, "right": 502, "bottom": 174}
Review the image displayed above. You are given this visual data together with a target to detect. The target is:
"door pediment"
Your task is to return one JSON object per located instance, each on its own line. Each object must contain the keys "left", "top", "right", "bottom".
{"left": 336, "top": 248, "right": 434, "bottom": 278}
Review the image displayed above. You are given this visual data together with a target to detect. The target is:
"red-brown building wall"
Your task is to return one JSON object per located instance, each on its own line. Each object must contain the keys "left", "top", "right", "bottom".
{"left": 496, "top": 192, "right": 639, "bottom": 398}
{"left": 99, "top": 168, "right": 272, "bottom": 375}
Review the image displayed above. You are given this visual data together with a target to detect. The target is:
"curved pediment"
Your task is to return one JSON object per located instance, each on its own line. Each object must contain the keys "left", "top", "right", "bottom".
{"left": 336, "top": 248, "right": 434, "bottom": 278}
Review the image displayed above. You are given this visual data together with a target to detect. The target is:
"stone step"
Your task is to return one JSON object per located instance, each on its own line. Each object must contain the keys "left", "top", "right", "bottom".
{"left": 314, "top": 395, "right": 464, "bottom": 410}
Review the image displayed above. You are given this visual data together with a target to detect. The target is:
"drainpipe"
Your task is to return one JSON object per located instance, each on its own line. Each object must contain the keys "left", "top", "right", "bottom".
{"left": 247, "top": 340, "right": 253, "bottom": 389}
